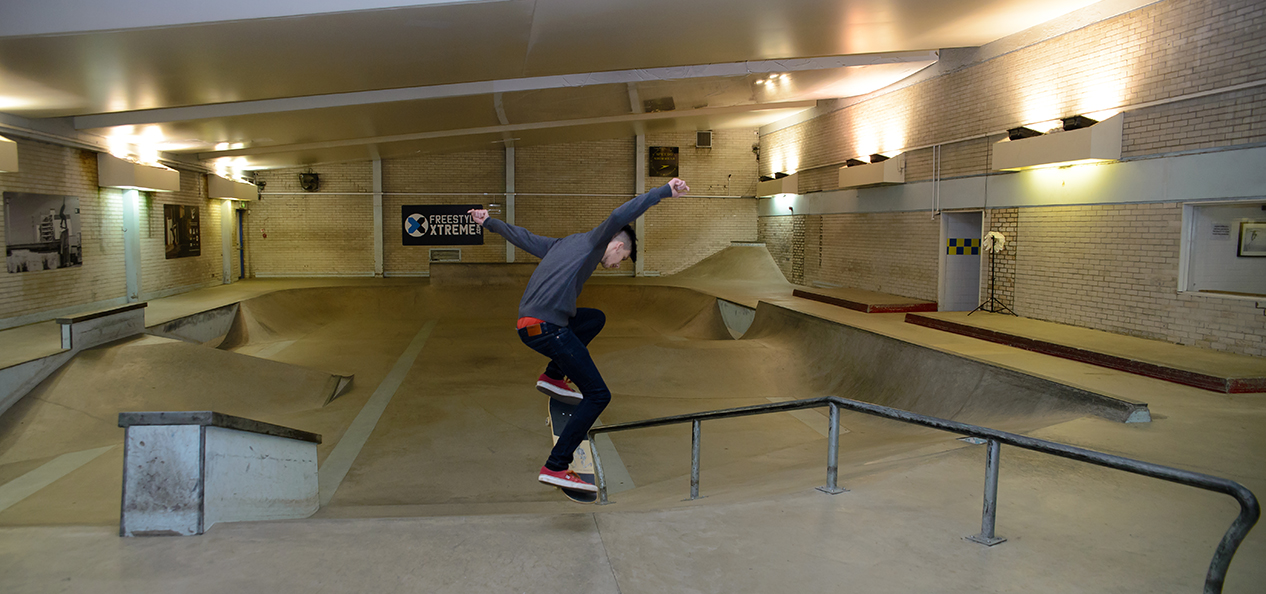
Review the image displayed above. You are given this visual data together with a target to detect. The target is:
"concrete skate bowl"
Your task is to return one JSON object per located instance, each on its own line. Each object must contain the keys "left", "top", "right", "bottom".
{"left": 584, "top": 299, "right": 1148, "bottom": 507}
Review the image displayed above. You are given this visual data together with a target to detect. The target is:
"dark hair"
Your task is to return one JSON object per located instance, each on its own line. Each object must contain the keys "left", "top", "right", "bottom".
{"left": 619, "top": 224, "right": 637, "bottom": 263}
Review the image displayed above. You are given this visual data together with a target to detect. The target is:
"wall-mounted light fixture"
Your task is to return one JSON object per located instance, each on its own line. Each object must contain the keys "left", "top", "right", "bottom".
{"left": 207, "top": 174, "right": 258, "bottom": 200}
{"left": 839, "top": 153, "right": 906, "bottom": 189}
{"left": 992, "top": 113, "right": 1123, "bottom": 171}
{"left": 1007, "top": 126, "right": 1044, "bottom": 141}
{"left": 0, "top": 135, "right": 17, "bottom": 172}
{"left": 98, "top": 153, "right": 180, "bottom": 192}
{"left": 757, "top": 172, "right": 798, "bottom": 197}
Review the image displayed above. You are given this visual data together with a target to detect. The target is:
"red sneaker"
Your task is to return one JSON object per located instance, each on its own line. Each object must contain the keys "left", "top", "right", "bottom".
{"left": 536, "top": 373, "right": 582, "bottom": 404}
{"left": 538, "top": 466, "right": 597, "bottom": 493}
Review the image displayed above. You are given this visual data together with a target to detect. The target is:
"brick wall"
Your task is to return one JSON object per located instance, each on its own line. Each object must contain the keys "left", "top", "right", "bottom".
{"left": 759, "top": 0, "right": 1266, "bottom": 355}
{"left": 642, "top": 130, "right": 759, "bottom": 275}
{"left": 1014, "top": 203, "right": 1265, "bottom": 356}
{"left": 140, "top": 171, "right": 226, "bottom": 297}
{"left": 982, "top": 208, "right": 1018, "bottom": 311}
{"left": 383, "top": 150, "right": 505, "bottom": 274}
{"left": 251, "top": 163, "right": 375, "bottom": 276}
{"left": 762, "top": 0, "right": 1266, "bottom": 182}
{"left": 0, "top": 138, "right": 126, "bottom": 323}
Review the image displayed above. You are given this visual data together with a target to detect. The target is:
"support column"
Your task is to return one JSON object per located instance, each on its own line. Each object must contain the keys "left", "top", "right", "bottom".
{"left": 122, "top": 190, "right": 142, "bottom": 302}
{"left": 505, "top": 146, "right": 516, "bottom": 263}
{"left": 373, "top": 158, "right": 384, "bottom": 277}
{"left": 220, "top": 200, "right": 233, "bottom": 284}
{"left": 634, "top": 134, "right": 646, "bottom": 276}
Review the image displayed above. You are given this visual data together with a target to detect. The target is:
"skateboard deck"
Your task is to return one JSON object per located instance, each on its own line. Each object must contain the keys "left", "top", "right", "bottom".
{"left": 547, "top": 398, "right": 598, "bottom": 503}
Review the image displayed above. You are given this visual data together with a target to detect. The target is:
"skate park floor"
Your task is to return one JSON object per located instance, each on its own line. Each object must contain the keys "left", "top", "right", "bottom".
{"left": 1, "top": 247, "right": 1264, "bottom": 593}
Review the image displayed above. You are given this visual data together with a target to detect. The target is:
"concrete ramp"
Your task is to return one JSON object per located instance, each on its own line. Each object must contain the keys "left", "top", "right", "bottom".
{"left": 740, "top": 302, "right": 1149, "bottom": 425}
{"left": 0, "top": 336, "right": 349, "bottom": 467}
{"left": 669, "top": 244, "right": 790, "bottom": 285}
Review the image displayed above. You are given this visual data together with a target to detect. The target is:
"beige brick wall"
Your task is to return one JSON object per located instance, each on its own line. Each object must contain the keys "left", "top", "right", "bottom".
{"left": 758, "top": 216, "right": 795, "bottom": 282}
{"left": 384, "top": 150, "right": 505, "bottom": 274}
{"left": 244, "top": 133, "right": 759, "bottom": 278}
{"left": 982, "top": 208, "right": 1018, "bottom": 310}
{"left": 759, "top": 0, "right": 1266, "bottom": 355}
{"left": 250, "top": 163, "right": 375, "bottom": 276}
{"left": 806, "top": 212, "right": 941, "bottom": 300}
{"left": 0, "top": 138, "right": 126, "bottom": 323}
{"left": 763, "top": 0, "right": 1266, "bottom": 181}
{"left": 642, "top": 130, "right": 759, "bottom": 275}
{"left": 1014, "top": 203, "right": 1265, "bottom": 356}
{"left": 141, "top": 171, "right": 226, "bottom": 297}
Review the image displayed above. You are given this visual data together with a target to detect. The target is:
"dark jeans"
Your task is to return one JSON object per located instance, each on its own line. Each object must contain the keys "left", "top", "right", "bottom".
{"left": 518, "top": 308, "right": 609, "bottom": 471}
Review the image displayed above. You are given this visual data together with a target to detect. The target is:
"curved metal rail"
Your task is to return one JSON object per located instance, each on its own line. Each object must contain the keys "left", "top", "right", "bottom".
{"left": 586, "top": 395, "right": 1259, "bottom": 594}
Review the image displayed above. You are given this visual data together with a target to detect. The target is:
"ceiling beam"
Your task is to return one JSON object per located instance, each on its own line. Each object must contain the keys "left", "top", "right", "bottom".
{"left": 74, "top": 52, "right": 936, "bottom": 130}
{"left": 197, "top": 100, "right": 816, "bottom": 159}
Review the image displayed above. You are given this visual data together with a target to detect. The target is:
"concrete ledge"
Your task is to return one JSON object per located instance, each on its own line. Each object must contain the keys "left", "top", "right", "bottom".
{"left": 905, "top": 313, "right": 1266, "bottom": 394}
{"left": 430, "top": 262, "right": 536, "bottom": 286}
{"left": 119, "top": 411, "right": 322, "bottom": 536}
{"left": 56, "top": 302, "right": 147, "bottom": 350}
{"left": 794, "top": 288, "right": 938, "bottom": 314}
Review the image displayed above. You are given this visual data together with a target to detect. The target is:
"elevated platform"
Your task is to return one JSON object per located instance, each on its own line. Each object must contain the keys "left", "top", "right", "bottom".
{"left": 905, "top": 312, "right": 1266, "bottom": 394}
{"left": 792, "top": 286, "right": 937, "bottom": 314}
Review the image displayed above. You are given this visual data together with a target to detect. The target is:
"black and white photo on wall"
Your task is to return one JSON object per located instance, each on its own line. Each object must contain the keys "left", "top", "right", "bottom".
{"left": 4, "top": 192, "right": 82, "bottom": 273}
{"left": 164, "top": 204, "right": 201, "bottom": 259}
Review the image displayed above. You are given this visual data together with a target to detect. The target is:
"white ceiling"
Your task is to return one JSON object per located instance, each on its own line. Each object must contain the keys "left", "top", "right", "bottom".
{"left": 0, "top": 0, "right": 1106, "bottom": 171}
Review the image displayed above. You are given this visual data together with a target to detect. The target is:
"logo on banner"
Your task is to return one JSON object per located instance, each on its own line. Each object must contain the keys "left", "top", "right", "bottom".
{"left": 401, "top": 205, "right": 484, "bottom": 246}
{"left": 405, "top": 213, "right": 428, "bottom": 237}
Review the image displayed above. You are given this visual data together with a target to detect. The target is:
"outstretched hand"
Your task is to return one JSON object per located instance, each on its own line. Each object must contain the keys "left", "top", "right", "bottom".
{"left": 468, "top": 208, "right": 489, "bottom": 226}
{"left": 669, "top": 178, "right": 690, "bottom": 198}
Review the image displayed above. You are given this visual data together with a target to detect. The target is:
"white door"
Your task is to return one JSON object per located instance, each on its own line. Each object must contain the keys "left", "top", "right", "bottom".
{"left": 941, "top": 211, "right": 983, "bottom": 311}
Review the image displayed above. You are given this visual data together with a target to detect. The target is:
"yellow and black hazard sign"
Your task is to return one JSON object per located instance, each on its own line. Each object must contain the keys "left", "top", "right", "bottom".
{"left": 947, "top": 238, "right": 980, "bottom": 255}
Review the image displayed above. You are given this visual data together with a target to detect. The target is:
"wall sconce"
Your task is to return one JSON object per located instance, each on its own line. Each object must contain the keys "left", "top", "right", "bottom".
{"left": 98, "top": 153, "right": 180, "bottom": 192}
{"left": 207, "top": 174, "right": 258, "bottom": 200}
{"left": 993, "top": 113, "right": 1123, "bottom": 171}
{"left": 757, "top": 172, "right": 799, "bottom": 197}
{"left": 839, "top": 153, "right": 906, "bottom": 189}
{"left": 1007, "top": 127, "right": 1044, "bottom": 141}
{"left": 0, "top": 135, "right": 17, "bottom": 172}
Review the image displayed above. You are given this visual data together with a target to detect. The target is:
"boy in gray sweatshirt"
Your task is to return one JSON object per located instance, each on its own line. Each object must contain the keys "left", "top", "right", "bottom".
{"left": 468, "top": 178, "right": 689, "bottom": 493}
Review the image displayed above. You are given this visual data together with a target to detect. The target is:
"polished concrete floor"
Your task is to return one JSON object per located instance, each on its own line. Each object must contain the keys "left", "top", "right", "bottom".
{"left": 1, "top": 247, "right": 1263, "bottom": 593}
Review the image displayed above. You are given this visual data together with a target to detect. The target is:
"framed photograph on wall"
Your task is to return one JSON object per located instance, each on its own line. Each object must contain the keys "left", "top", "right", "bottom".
{"left": 3, "top": 192, "right": 83, "bottom": 273}
{"left": 164, "top": 204, "right": 201, "bottom": 259}
{"left": 1238, "top": 221, "right": 1266, "bottom": 257}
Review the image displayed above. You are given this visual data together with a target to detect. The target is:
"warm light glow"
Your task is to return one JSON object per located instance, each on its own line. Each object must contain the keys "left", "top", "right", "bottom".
{"left": 215, "top": 142, "right": 231, "bottom": 151}
{"left": 214, "top": 156, "right": 252, "bottom": 181}
{"left": 1001, "top": 157, "right": 1115, "bottom": 172}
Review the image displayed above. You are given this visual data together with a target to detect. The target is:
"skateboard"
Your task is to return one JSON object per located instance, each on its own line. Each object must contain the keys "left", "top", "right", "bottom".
{"left": 547, "top": 398, "right": 598, "bottom": 503}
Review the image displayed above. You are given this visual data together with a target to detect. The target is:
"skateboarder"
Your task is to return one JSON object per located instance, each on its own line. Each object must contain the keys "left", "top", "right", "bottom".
{"left": 468, "top": 178, "right": 690, "bottom": 493}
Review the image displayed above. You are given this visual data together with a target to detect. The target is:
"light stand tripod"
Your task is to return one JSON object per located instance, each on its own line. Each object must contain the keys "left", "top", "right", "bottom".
{"left": 969, "top": 239, "right": 1017, "bottom": 316}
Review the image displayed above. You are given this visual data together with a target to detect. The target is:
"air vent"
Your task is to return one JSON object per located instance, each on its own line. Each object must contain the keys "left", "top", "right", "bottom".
{"left": 696, "top": 130, "right": 712, "bottom": 148}
{"left": 429, "top": 248, "right": 461, "bottom": 262}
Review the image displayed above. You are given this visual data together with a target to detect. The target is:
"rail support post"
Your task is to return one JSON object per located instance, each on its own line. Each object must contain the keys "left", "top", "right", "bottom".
{"left": 817, "top": 401, "right": 848, "bottom": 494}
{"left": 966, "top": 438, "right": 1006, "bottom": 546}
{"left": 689, "top": 419, "right": 703, "bottom": 500}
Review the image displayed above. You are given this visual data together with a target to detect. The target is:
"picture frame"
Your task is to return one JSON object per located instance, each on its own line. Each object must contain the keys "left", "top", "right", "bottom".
{"left": 1238, "top": 221, "right": 1266, "bottom": 257}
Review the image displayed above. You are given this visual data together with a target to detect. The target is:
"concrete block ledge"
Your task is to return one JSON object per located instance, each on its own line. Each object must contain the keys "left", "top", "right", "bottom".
{"left": 118, "top": 411, "right": 322, "bottom": 537}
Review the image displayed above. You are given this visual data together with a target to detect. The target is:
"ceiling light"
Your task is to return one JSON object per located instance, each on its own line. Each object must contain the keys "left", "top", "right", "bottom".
{"left": 98, "top": 153, "right": 179, "bottom": 192}
{"left": 0, "top": 135, "right": 18, "bottom": 172}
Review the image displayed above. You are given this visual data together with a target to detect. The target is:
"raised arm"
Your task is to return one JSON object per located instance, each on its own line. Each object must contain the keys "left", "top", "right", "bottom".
{"left": 470, "top": 209, "right": 556, "bottom": 258}
{"left": 587, "top": 178, "right": 689, "bottom": 245}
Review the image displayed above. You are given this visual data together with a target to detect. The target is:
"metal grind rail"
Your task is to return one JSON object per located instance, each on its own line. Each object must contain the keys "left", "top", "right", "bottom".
{"left": 586, "top": 396, "right": 1260, "bottom": 594}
